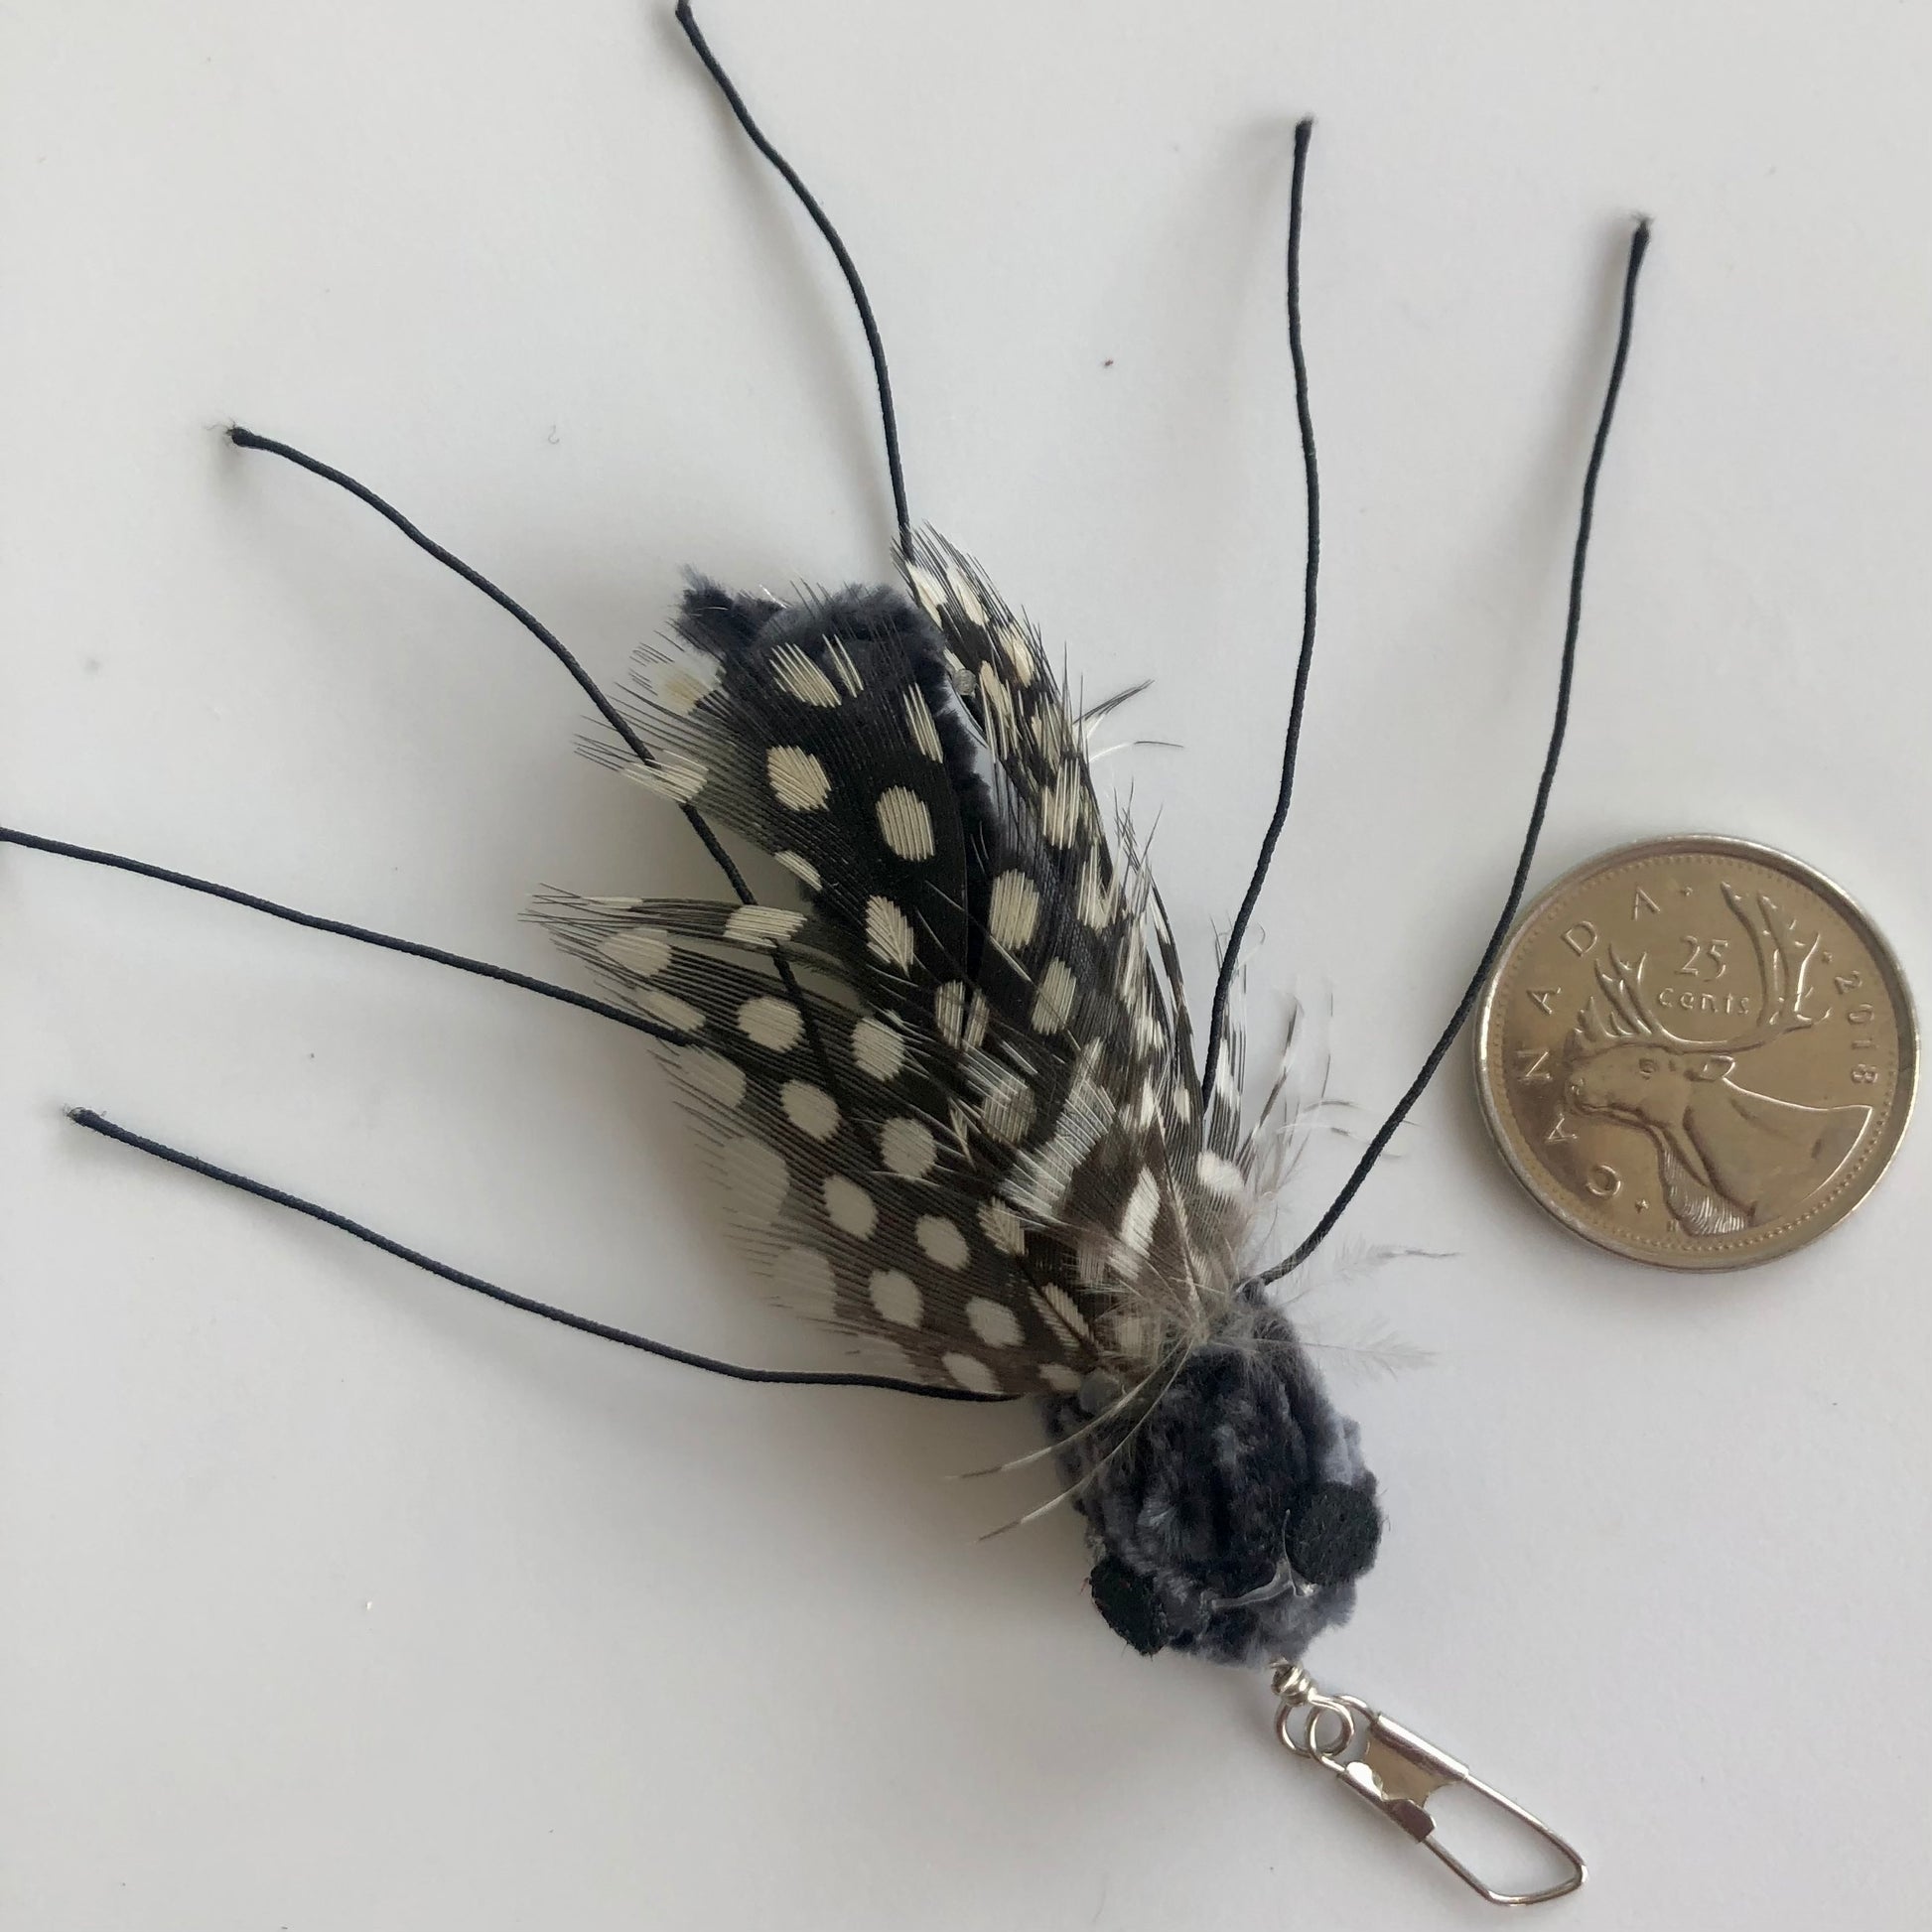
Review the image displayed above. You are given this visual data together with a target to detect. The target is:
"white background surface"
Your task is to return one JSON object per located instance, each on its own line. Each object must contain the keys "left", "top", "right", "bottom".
{"left": 3, "top": 3, "right": 1929, "bottom": 1927}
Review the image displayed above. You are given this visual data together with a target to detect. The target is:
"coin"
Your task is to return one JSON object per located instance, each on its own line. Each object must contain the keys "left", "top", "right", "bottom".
{"left": 1474, "top": 836, "right": 1916, "bottom": 1269}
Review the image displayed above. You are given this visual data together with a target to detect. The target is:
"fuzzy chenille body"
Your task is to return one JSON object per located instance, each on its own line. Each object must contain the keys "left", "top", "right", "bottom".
{"left": 540, "top": 536, "right": 1381, "bottom": 1660}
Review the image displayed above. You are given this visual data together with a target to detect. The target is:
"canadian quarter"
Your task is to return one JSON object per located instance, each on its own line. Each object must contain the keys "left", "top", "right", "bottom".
{"left": 1474, "top": 835, "right": 1916, "bottom": 1270}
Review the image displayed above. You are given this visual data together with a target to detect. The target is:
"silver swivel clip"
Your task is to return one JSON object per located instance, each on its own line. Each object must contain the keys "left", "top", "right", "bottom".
{"left": 1271, "top": 1662, "right": 1587, "bottom": 1907}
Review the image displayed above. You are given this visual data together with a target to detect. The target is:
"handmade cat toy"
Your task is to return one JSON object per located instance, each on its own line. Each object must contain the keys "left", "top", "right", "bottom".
{"left": 0, "top": 3, "right": 1647, "bottom": 1904}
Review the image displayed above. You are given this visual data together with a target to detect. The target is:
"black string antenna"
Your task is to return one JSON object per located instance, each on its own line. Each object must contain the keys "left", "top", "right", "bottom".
{"left": 224, "top": 425, "right": 755, "bottom": 904}
{"left": 0, "top": 826, "right": 684, "bottom": 1046}
{"left": 69, "top": 1108, "right": 1010, "bottom": 1403}
{"left": 1257, "top": 217, "right": 1652, "bottom": 1285}
{"left": 1201, "top": 116, "right": 1321, "bottom": 1104}
{"left": 225, "top": 425, "right": 846, "bottom": 1092}
{"left": 675, "top": 0, "right": 912, "bottom": 556}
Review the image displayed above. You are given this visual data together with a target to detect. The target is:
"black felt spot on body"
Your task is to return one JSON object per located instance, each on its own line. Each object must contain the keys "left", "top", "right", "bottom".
{"left": 1287, "top": 1480, "right": 1383, "bottom": 1588}
{"left": 1088, "top": 1557, "right": 1170, "bottom": 1656}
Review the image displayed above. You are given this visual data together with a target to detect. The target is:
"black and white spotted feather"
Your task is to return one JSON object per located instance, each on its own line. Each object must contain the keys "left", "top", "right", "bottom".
{"left": 538, "top": 532, "right": 1382, "bottom": 1665}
